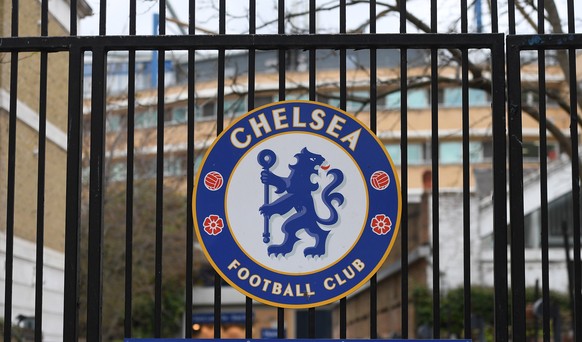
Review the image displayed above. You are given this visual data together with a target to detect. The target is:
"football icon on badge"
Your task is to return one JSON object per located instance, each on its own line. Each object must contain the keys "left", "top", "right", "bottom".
{"left": 204, "top": 171, "right": 223, "bottom": 191}
{"left": 370, "top": 170, "right": 390, "bottom": 190}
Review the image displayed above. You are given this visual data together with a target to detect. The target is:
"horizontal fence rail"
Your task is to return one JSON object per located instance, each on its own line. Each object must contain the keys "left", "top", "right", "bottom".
{"left": 0, "top": 33, "right": 506, "bottom": 51}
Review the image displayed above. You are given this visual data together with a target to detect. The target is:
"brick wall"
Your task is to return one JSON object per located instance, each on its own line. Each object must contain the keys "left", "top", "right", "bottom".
{"left": 0, "top": 0, "right": 71, "bottom": 252}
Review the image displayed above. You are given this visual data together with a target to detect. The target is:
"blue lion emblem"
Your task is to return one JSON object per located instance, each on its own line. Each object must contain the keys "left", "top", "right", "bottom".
{"left": 258, "top": 147, "right": 344, "bottom": 257}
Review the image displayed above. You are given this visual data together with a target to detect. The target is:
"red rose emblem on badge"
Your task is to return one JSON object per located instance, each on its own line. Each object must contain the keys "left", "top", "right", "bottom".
{"left": 371, "top": 214, "right": 392, "bottom": 235}
{"left": 203, "top": 215, "right": 224, "bottom": 236}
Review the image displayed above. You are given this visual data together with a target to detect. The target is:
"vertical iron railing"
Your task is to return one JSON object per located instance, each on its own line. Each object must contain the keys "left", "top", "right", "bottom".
{"left": 86, "top": 47, "right": 107, "bottom": 342}
{"left": 507, "top": 34, "right": 582, "bottom": 342}
{"left": 276, "top": 2, "right": 286, "bottom": 338}
{"left": 62, "top": 2, "right": 83, "bottom": 340}
{"left": 491, "top": 36, "right": 508, "bottom": 342}
{"left": 212, "top": 2, "right": 227, "bottom": 339}
{"left": 154, "top": 1, "right": 167, "bottom": 337}
{"left": 245, "top": 1, "right": 256, "bottom": 338}
{"left": 307, "top": 0, "right": 317, "bottom": 337}
{"left": 3, "top": 0, "right": 19, "bottom": 340}
{"left": 185, "top": 1, "right": 196, "bottom": 336}
{"left": 63, "top": 45, "right": 84, "bottom": 342}
{"left": 460, "top": 1, "right": 472, "bottom": 339}
{"left": 34, "top": 2, "right": 49, "bottom": 342}
{"left": 339, "top": 1, "right": 348, "bottom": 339}
{"left": 399, "top": 1, "right": 409, "bottom": 338}
{"left": 369, "top": 2, "right": 378, "bottom": 336}
{"left": 124, "top": 0, "right": 137, "bottom": 338}
{"left": 536, "top": 1, "right": 551, "bottom": 340}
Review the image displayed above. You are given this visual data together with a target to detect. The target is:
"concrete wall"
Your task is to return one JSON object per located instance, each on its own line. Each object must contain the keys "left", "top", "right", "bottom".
{"left": 426, "top": 191, "right": 483, "bottom": 291}
{"left": 0, "top": 232, "right": 65, "bottom": 341}
{"left": 478, "top": 160, "right": 578, "bottom": 294}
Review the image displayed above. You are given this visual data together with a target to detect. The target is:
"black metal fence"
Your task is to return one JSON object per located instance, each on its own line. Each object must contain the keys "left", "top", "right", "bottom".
{"left": 0, "top": 0, "right": 581, "bottom": 341}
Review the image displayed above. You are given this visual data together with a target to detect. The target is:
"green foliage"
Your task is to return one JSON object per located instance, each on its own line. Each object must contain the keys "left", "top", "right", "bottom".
{"left": 412, "top": 286, "right": 433, "bottom": 327}
{"left": 132, "top": 279, "right": 185, "bottom": 338}
{"left": 412, "top": 286, "right": 492, "bottom": 337}
{"left": 412, "top": 285, "right": 571, "bottom": 339}
{"left": 524, "top": 286, "right": 571, "bottom": 308}
{"left": 0, "top": 318, "right": 35, "bottom": 341}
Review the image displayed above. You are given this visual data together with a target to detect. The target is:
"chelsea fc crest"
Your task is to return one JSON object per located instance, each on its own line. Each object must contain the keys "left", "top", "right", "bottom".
{"left": 193, "top": 101, "right": 401, "bottom": 308}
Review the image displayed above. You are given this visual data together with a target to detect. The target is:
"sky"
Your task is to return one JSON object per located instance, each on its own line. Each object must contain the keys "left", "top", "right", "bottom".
{"left": 79, "top": 0, "right": 581, "bottom": 37}
{"left": 79, "top": 0, "right": 471, "bottom": 37}
{"left": 80, "top": 0, "right": 287, "bottom": 36}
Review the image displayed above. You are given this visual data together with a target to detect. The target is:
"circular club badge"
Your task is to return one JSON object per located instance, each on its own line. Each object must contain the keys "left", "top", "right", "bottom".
{"left": 193, "top": 100, "right": 401, "bottom": 308}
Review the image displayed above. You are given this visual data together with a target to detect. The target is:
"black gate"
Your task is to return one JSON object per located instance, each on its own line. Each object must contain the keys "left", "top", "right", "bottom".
{"left": 0, "top": 1, "right": 581, "bottom": 341}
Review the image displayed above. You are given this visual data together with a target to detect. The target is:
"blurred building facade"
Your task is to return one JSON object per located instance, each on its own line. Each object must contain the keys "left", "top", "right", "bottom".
{"left": 82, "top": 48, "right": 577, "bottom": 337}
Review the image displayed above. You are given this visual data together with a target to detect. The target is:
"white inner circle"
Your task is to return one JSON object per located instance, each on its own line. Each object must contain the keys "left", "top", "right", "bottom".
{"left": 226, "top": 133, "right": 367, "bottom": 274}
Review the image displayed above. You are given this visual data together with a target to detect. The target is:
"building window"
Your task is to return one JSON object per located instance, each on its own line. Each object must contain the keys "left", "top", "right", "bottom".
{"left": 522, "top": 141, "right": 540, "bottom": 161}
{"left": 135, "top": 110, "right": 157, "bottom": 129}
{"left": 197, "top": 101, "right": 216, "bottom": 120}
{"left": 316, "top": 93, "right": 330, "bottom": 105}
{"left": 194, "top": 153, "right": 204, "bottom": 174}
{"left": 437, "top": 88, "right": 447, "bottom": 105}
{"left": 520, "top": 191, "right": 582, "bottom": 248}
{"left": 323, "top": 91, "right": 371, "bottom": 112}
{"left": 381, "top": 89, "right": 430, "bottom": 109}
{"left": 521, "top": 141, "right": 560, "bottom": 161}
{"left": 197, "top": 99, "right": 248, "bottom": 120}
{"left": 439, "top": 141, "right": 463, "bottom": 164}
{"left": 347, "top": 90, "right": 369, "bottom": 112}
{"left": 254, "top": 95, "right": 273, "bottom": 108}
{"left": 482, "top": 140, "right": 494, "bottom": 160}
{"left": 409, "top": 143, "right": 428, "bottom": 164}
{"left": 83, "top": 118, "right": 91, "bottom": 135}
{"left": 412, "top": 87, "right": 491, "bottom": 108}
{"left": 385, "top": 91, "right": 401, "bottom": 109}
{"left": 469, "top": 142, "right": 484, "bottom": 162}
{"left": 164, "top": 155, "right": 187, "bottom": 177}
{"left": 106, "top": 114, "right": 123, "bottom": 132}
{"left": 548, "top": 143, "right": 559, "bottom": 160}
{"left": 439, "top": 141, "right": 485, "bottom": 164}
{"left": 387, "top": 141, "right": 491, "bottom": 165}
{"left": 548, "top": 192, "right": 580, "bottom": 246}
{"left": 165, "top": 106, "right": 187, "bottom": 125}
{"left": 135, "top": 158, "right": 156, "bottom": 179}
{"left": 435, "top": 87, "right": 490, "bottom": 107}
{"left": 522, "top": 90, "right": 559, "bottom": 108}
{"left": 375, "top": 94, "right": 386, "bottom": 109}
{"left": 108, "top": 161, "right": 127, "bottom": 182}
{"left": 385, "top": 144, "right": 401, "bottom": 165}
{"left": 384, "top": 143, "right": 428, "bottom": 165}
{"left": 469, "top": 88, "right": 491, "bottom": 106}
{"left": 224, "top": 98, "right": 246, "bottom": 116}
{"left": 288, "top": 92, "right": 309, "bottom": 101}
{"left": 408, "top": 89, "right": 430, "bottom": 109}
